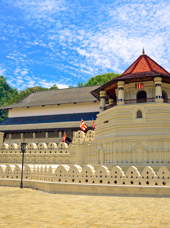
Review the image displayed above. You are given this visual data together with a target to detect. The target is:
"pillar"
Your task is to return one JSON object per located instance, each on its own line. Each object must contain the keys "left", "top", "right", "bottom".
{"left": 117, "top": 81, "right": 125, "bottom": 105}
{"left": 99, "top": 90, "right": 106, "bottom": 112}
{"left": 0, "top": 132, "right": 4, "bottom": 144}
{"left": 109, "top": 99, "right": 114, "bottom": 105}
{"left": 59, "top": 131, "right": 62, "bottom": 138}
{"left": 33, "top": 133, "right": 36, "bottom": 139}
{"left": 154, "top": 77, "right": 163, "bottom": 102}
{"left": 45, "top": 132, "right": 48, "bottom": 138}
{"left": 75, "top": 144, "right": 84, "bottom": 165}
{"left": 21, "top": 133, "right": 23, "bottom": 139}
{"left": 9, "top": 133, "right": 12, "bottom": 140}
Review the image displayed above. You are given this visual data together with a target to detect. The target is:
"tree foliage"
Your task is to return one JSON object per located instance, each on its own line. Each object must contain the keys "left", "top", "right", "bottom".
{"left": 0, "top": 76, "right": 18, "bottom": 122}
{"left": 0, "top": 81, "right": 60, "bottom": 122}
{"left": 49, "top": 85, "right": 59, "bottom": 90}
{"left": 7, "top": 85, "right": 59, "bottom": 105}
{"left": 77, "top": 82, "right": 84, "bottom": 87}
{"left": 84, "top": 72, "right": 120, "bottom": 86}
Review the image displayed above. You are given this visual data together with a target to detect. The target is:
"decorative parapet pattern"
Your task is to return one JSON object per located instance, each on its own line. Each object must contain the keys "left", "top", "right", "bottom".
{"left": 72, "top": 130, "right": 95, "bottom": 142}
{"left": 0, "top": 164, "right": 169, "bottom": 187}
{"left": 0, "top": 141, "right": 72, "bottom": 164}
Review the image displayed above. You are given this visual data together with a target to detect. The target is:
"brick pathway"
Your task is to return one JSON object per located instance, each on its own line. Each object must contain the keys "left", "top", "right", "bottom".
{"left": 0, "top": 187, "right": 170, "bottom": 228}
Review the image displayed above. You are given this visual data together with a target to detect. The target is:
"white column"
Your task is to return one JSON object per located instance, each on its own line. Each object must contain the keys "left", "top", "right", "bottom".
{"left": 9, "top": 133, "right": 12, "bottom": 139}
{"left": 109, "top": 99, "right": 114, "bottom": 105}
{"left": 33, "top": 133, "right": 36, "bottom": 139}
{"left": 59, "top": 131, "right": 62, "bottom": 138}
{"left": 154, "top": 77, "right": 163, "bottom": 102}
{"left": 117, "top": 81, "right": 125, "bottom": 105}
{"left": 21, "top": 133, "right": 23, "bottom": 139}
{"left": 45, "top": 132, "right": 48, "bottom": 138}
{"left": 0, "top": 132, "right": 4, "bottom": 143}
{"left": 99, "top": 90, "right": 106, "bottom": 112}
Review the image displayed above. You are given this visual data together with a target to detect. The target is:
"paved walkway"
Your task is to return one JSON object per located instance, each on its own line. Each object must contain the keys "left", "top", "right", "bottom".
{"left": 0, "top": 187, "right": 170, "bottom": 228}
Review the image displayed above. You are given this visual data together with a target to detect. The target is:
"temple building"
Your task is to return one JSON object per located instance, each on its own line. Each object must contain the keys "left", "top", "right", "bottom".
{"left": 0, "top": 51, "right": 170, "bottom": 170}
{"left": 0, "top": 51, "right": 170, "bottom": 195}
{"left": 0, "top": 86, "right": 99, "bottom": 144}
{"left": 88, "top": 51, "right": 170, "bottom": 168}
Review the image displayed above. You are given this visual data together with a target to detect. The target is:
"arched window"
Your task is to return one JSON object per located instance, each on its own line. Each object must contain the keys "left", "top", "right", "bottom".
{"left": 162, "top": 91, "right": 168, "bottom": 101}
{"left": 137, "top": 110, "right": 142, "bottom": 118}
{"left": 137, "top": 91, "right": 147, "bottom": 103}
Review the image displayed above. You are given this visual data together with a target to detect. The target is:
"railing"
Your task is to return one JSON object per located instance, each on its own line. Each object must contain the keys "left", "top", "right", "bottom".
{"left": 124, "top": 97, "right": 155, "bottom": 104}
{"left": 104, "top": 98, "right": 155, "bottom": 111}
{"left": 104, "top": 103, "right": 117, "bottom": 110}
{"left": 164, "top": 99, "right": 170, "bottom": 103}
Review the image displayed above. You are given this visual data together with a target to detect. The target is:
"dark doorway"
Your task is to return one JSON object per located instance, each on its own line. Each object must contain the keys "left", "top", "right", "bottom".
{"left": 137, "top": 91, "right": 147, "bottom": 103}
{"left": 162, "top": 91, "right": 168, "bottom": 101}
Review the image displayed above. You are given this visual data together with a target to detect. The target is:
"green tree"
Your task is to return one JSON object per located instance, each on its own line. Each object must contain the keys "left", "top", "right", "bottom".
{"left": 49, "top": 85, "right": 59, "bottom": 90}
{"left": 7, "top": 86, "right": 48, "bottom": 105}
{"left": 84, "top": 72, "right": 121, "bottom": 86}
{"left": 77, "top": 82, "right": 84, "bottom": 87}
{"left": 0, "top": 76, "right": 18, "bottom": 122}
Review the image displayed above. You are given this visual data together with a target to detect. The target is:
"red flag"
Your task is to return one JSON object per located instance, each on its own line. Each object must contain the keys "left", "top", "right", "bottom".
{"left": 92, "top": 120, "right": 95, "bottom": 130}
{"left": 62, "top": 131, "right": 66, "bottom": 142}
{"left": 80, "top": 119, "right": 88, "bottom": 131}
{"left": 135, "top": 83, "right": 143, "bottom": 89}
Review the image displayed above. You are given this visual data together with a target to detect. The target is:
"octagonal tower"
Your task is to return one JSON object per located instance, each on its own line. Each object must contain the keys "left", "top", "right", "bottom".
{"left": 90, "top": 51, "right": 170, "bottom": 166}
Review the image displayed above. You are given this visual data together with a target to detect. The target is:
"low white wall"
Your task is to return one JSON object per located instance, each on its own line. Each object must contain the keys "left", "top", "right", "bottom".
{"left": 9, "top": 102, "right": 99, "bottom": 118}
{"left": 0, "top": 179, "right": 170, "bottom": 196}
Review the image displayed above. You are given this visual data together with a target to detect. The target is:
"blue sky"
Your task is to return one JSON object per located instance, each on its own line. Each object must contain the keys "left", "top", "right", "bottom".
{"left": 0, "top": 0, "right": 170, "bottom": 90}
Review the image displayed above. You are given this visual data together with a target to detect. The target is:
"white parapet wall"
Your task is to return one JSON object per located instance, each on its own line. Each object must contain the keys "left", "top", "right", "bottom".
{"left": 0, "top": 164, "right": 169, "bottom": 196}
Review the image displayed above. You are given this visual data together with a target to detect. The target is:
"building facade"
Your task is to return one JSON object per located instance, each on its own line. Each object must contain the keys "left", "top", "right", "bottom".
{"left": 0, "top": 85, "right": 99, "bottom": 144}
{"left": 0, "top": 52, "right": 170, "bottom": 195}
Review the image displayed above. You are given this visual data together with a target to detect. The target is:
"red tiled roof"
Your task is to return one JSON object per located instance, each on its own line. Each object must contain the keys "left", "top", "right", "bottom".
{"left": 91, "top": 53, "right": 170, "bottom": 101}
{"left": 112, "top": 54, "right": 170, "bottom": 81}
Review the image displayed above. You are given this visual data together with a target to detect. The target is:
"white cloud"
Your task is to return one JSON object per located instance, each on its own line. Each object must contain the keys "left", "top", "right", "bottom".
{"left": 56, "top": 83, "right": 69, "bottom": 89}
{"left": 2, "top": 0, "right": 170, "bottom": 90}
{"left": 0, "top": 67, "right": 6, "bottom": 75}
{"left": 12, "top": 0, "right": 67, "bottom": 20}
{"left": 20, "top": 69, "right": 28, "bottom": 76}
{"left": 39, "top": 80, "right": 69, "bottom": 89}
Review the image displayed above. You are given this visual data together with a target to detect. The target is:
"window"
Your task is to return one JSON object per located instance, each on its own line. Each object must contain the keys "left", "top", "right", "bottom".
{"left": 137, "top": 110, "right": 142, "bottom": 118}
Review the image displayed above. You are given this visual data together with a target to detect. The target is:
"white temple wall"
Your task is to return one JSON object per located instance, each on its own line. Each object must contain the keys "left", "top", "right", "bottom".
{"left": 0, "top": 164, "right": 169, "bottom": 196}
{"left": 122, "top": 81, "right": 170, "bottom": 101}
{"left": 123, "top": 81, "right": 155, "bottom": 100}
{"left": 8, "top": 101, "right": 99, "bottom": 118}
{"left": 84, "top": 139, "right": 170, "bottom": 166}
{"left": 95, "top": 102, "right": 170, "bottom": 140}
{"left": 0, "top": 128, "right": 170, "bottom": 167}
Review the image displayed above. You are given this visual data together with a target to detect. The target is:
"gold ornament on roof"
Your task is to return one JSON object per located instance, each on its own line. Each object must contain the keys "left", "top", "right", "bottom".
{"left": 142, "top": 48, "right": 145, "bottom": 55}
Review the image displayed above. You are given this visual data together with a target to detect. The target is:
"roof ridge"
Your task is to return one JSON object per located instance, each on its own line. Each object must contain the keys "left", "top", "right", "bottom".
{"left": 129, "top": 55, "right": 143, "bottom": 74}
{"left": 3, "top": 91, "right": 34, "bottom": 108}
{"left": 121, "top": 55, "right": 142, "bottom": 76}
{"left": 144, "top": 54, "right": 170, "bottom": 75}
{"left": 31, "top": 85, "right": 100, "bottom": 95}
{"left": 144, "top": 55, "right": 153, "bottom": 71}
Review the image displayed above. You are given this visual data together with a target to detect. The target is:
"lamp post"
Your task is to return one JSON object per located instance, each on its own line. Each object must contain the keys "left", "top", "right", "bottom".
{"left": 20, "top": 139, "right": 26, "bottom": 188}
